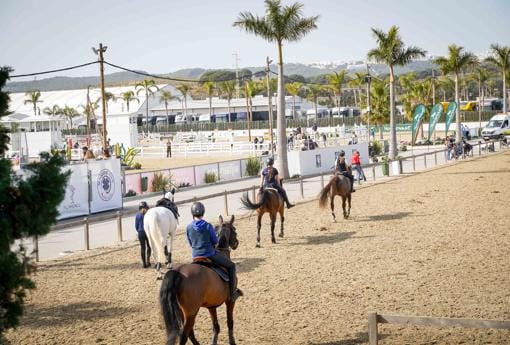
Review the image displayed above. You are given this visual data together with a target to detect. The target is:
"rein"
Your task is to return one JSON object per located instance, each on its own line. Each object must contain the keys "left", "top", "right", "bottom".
{"left": 216, "top": 227, "right": 231, "bottom": 255}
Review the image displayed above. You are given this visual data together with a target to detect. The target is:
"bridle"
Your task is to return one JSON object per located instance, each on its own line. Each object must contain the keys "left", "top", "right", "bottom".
{"left": 216, "top": 223, "right": 238, "bottom": 258}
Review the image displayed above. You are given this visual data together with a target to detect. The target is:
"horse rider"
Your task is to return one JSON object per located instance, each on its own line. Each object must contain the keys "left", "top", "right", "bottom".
{"left": 334, "top": 150, "right": 355, "bottom": 193}
{"left": 135, "top": 201, "right": 152, "bottom": 268}
{"left": 156, "top": 190, "right": 180, "bottom": 219}
{"left": 186, "top": 202, "right": 241, "bottom": 302}
{"left": 259, "top": 157, "right": 295, "bottom": 209}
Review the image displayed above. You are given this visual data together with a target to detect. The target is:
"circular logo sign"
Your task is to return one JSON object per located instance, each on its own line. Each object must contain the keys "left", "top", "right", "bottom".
{"left": 97, "top": 169, "right": 115, "bottom": 201}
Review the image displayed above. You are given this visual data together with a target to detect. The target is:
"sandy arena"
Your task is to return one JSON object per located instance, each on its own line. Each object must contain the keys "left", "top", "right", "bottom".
{"left": 5, "top": 151, "right": 510, "bottom": 345}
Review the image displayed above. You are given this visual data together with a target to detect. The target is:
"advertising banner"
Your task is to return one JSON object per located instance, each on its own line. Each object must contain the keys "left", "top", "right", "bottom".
{"left": 444, "top": 101, "right": 458, "bottom": 136}
{"left": 89, "top": 158, "right": 123, "bottom": 213}
{"left": 411, "top": 104, "right": 426, "bottom": 145}
{"left": 171, "top": 166, "right": 195, "bottom": 187}
{"left": 427, "top": 103, "right": 443, "bottom": 141}
{"left": 219, "top": 160, "right": 242, "bottom": 181}
{"left": 194, "top": 163, "right": 219, "bottom": 186}
{"left": 124, "top": 173, "right": 142, "bottom": 195}
{"left": 57, "top": 163, "right": 90, "bottom": 220}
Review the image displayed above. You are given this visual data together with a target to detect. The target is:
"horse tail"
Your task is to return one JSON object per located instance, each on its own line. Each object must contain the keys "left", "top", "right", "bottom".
{"left": 160, "top": 270, "right": 183, "bottom": 345}
{"left": 319, "top": 175, "right": 337, "bottom": 208}
{"left": 240, "top": 190, "right": 268, "bottom": 210}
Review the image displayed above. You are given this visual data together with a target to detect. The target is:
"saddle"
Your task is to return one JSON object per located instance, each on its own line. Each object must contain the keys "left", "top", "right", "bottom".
{"left": 155, "top": 198, "right": 180, "bottom": 220}
{"left": 192, "top": 257, "right": 229, "bottom": 282}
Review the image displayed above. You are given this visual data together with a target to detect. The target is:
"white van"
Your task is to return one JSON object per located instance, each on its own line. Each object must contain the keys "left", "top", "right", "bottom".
{"left": 306, "top": 108, "right": 329, "bottom": 120}
{"left": 481, "top": 113, "right": 510, "bottom": 140}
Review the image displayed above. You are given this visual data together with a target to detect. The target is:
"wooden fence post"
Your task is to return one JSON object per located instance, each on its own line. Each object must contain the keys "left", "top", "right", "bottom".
{"left": 224, "top": 190, "right": 229, "bottom": 216}
{"left": 478, "top": 141, "right": 481, "bottom": 155}
{"left": 320, "top": 174, "right": 324, "bottom": 189}
{"left": 424, "top": 154, "right": 427, "bottom": 168}
{"left": 412, "top": 156, "right": 416, "bottom": 171}
{"left": 84, "top": 217, "right": 90, "bottom": 251}
{"left": 116, "top": 211, "right": 123, "bottom": 242}
{"left": 434, "top": 151, "right": 437, "bottom": 166}
{"left": 33, "top": 235, "right": 39, "bottom": 263}
{"left": 300, "top": 178, "right": 304, "bottom": 199}
{"left": 368, "top": 312, "right": 378, "bottom": 345}
{"left": 372, "top": 165, "right": 376, "bottom": 181}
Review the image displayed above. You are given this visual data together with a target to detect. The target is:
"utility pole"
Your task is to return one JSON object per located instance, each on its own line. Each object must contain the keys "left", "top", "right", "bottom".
{"left": 365, "top": 62, "right": 372, "bottom": 145}
{"left": 431, "top": 69, "right": 436, "bottom": 105}
{"left": 92, "top": 43, "right": 108, "bottom": 152}
{"left": 266, "top": 57, "right": 274, "bottom": 158}
{"left": 233, "top": 52, "right": 240, "bottom": 99}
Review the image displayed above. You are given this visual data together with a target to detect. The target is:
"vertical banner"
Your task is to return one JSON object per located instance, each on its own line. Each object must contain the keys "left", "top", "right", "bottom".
{"left": 444, "top": 101, "right": 457, "bottom": 136}
{"left": 411, "top": 104, "right": 426, "bottom": 145}
{"left": 427, "top": 103, "right": 443, "bottom": 141}
{"left": 89, "top": 158, "right": 123, "bottom": 213}
{"left": 57, "top": 163, "right": 90, "bottom": 220}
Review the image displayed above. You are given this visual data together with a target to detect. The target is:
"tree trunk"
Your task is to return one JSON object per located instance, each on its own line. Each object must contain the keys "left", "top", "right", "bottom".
{"left": 209, "top": 96, "right": 212, "bottom": 117}
{"left": 353, "top": 89, "right": 358, "bottom": 108}
{"left": 165, "top": 102, "right": 169, "bottom": 127}
{"left": 478, "top": 79, "right": 482, "bottom": 130}
{"left": 227, "top": 98, "right": 231, "bottom": 123}
{"left": 455, "top": 73, "right": 461, "bottom": 143}
{"left": 314, "top": 97, "right": 318, "bottom": 122}
{"left": 379, "top": 125, "right": 383, "bottom": 140}
{"left": 293, "top": 95, "right": 297, "bottom": 120}
{"left": 127, "top": 101, "right": 130, "bottom": 112}
{"left": 503, "top": 70, "right": 507, "bottom": 114}
{"left": 276, "top": 41, "right": 289, "bottom": 179}
{"left": 481, "top": 86, "right": 484, "bottom": 131}
{"left": 389, "top": 66, "right": 397, "bottom": 159}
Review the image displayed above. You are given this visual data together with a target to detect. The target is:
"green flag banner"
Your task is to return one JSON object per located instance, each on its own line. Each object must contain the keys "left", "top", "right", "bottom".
{"left": 427, "top": 103, "right": 443, "bottom": 141}
{"left": 411, "top": 104, "right": 426, "bottom": 145}
{"left": 444, "top": 101, "right": 457, "bottom": 136}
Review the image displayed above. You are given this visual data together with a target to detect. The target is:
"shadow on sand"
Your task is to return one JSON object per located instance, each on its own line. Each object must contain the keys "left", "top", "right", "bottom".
{"left": 308, "top": 331, "right": 388, "bottom": 345}
{"left": 235, "top": 257, "right": 266, "bottom": 274}
{"left": 354, "top": 211, "right": 413, "bottom": 222}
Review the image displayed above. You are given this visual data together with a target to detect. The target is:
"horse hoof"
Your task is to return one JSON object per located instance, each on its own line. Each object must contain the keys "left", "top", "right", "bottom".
{"left": 166, "top": 263, "right": 172, "bottom": 269}
{"left": 278, "top": 233, "right": 284, "bottom": 238}
{"left": 271, "top": 239, "right": 276, "bottom": 244}
{"left": 256, "top": 243, "right": 261, "bottom": 248}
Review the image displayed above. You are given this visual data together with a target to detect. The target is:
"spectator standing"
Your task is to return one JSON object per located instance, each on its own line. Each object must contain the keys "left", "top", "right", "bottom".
{"left": 351, "top": 150, "right": 366, "bottom": 184}
{"left": 166, "top": 139, "right": 172, "bottom": 158}
{"left": 135, "top": 201, "right": 151, "bottom": 268}
{"left": 350, "top": 131, "right": 358, "bottom": 145}
{"left": 321, "top": 133, "right": 327, "bottom": 147}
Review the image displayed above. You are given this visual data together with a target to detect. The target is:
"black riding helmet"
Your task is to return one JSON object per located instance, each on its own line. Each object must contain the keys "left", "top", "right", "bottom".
{"left": 266, "top": 157, "right": 274, "bottom": 166}
{"left": 339, "top": 150, "right": 345, "bottom": 157}
{"left": 191, "top": 202, "right": 205, "bottom": 217}
{"left": 139, "top": 201, "right": 149, "bottom": 210}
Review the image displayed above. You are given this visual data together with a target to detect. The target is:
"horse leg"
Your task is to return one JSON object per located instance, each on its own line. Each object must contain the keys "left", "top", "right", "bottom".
{"left": 226, "top": 301, "right": 237, "bottom": 345}
{"left": 330, "top": 195, "right": 336, "bottom": 222}
{"left": 256, "top": 213, "right": 262, "bottom": 248}
{"left": 270, "top": 213, "right": 277, "bottom": 244}
{"left": 342, "top": 196, "right": 348, "bottom": 219}
{"left": 278, "top": 208, "right": 284, "bottom": 238}
{"left": 208, "top": 307, "right": 220, "bottom": 345}
{"left": 188, "top": 329, "right": 200, "bottom": 345}
{"left": 180, "top": 314, "right": 198, "bottom": 345}
{"left": 347, "top": 194, "right": 351, "bottom": 218}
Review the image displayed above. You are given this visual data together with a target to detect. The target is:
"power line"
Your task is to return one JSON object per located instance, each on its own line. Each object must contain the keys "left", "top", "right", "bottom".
{"left": 10, "top": 61, "right": 99, "bottom": 78}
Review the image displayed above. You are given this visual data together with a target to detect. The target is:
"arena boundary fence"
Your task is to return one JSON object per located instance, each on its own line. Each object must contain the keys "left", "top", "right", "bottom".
{"left": 33, "top": 139, "right": 508, "bottom": 262}
{"left": 368, "top": 311, "right": 510, "bottom": 345}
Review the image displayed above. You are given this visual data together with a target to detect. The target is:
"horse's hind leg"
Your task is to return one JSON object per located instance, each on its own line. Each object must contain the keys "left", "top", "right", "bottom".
{"left": 208, "top": 307, "right": 220, "bottom": 345}
{"left": 226, "top": 301, "right": 237, "bottom": 345}
{"left": 342, "top": 196, "right": 348, "bottom": 219}
{"left": 180, "top": 314, "right": 198, "bottom": 345}
{"left": 278, "top": 208, "right": 284, "bottom": 238}
{"left": 330, "top": 195, "right": 336, "bottom": 222}
{"left": 347, "top": 194, "right": 351, "bottom": 218}
{"left": 270, "top": 213, "right": 277, "bottom": 244}
{"left": 256, "top": 213, "right": 262, "bottom": 248}
{"left": 189, "top": 330, "right": 200, "bottom": 345}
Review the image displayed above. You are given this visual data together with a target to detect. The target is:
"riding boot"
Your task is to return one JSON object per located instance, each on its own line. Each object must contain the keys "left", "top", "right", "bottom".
{"left": 350, "top": 178, "right": 356, "bottom": 193}
{"left": 228, "top": 268, "right": 240, "bottom": 302}
{"left": 281, "top": 190, "right": 295, "bottom": 209}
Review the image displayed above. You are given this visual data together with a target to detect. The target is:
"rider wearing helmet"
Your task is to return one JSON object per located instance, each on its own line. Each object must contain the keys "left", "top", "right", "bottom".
{"left": 135, "top": 201, "right": 151, "bottom": 268}
{"left": 260, "top": 157, "right": 295, "bottom": 208}
{"left": 334, "top": 150, "right": 355, "bottom": 193}
{"left": 186, "top": 202, "right": 240, "bottom": 302}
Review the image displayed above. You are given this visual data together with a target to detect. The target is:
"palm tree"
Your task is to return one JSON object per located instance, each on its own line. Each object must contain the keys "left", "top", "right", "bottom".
{"left": 364, "top": 79, "right": 390, "bottom": 139}
{"left": 43, "top": 105, "right": 62, "bottom": 117}
{"left": 437, "top": 76, "right": 455, "bottom": 102}
{"left": 176, "top": 84, "right": 192, "bottom": 121}
{"left": 219, "top": 81, "right": 236, "bottom": 122}
{"left": 202, "top": 81, "right": 215, "bottom": 117}
{"left": 435, "top": 44, "right": 478, "bottom": 142}
{"left": 159, "top": 90, "right": 179, "bottom": 126}
{"left": 135, "top": 79, "right": 159, "bottom": 134}
{"left": 121, "top": 91, "right": 139, "bottom": 112}
{"left": 347, "top": 72, "right": 365, "bottom": 108}
{"left": 62, "top": 105, "right": 79, "bottom": 130}
{"left": 399, "top": 73, "right": 433, "bottom": 139}
{"left": 367, "top": 25, "right": 426, "bottom": 158}
{"left": 285, "top": 82, "right": 303, "bottom": 120}
{"left": 234, "top": 0, "right": 319, "bottom": 178}
{"left": 306, "top": 84, "right": 323, "bottom": 123}
{"left": 103, "top": 91, "right": 117, "bottom": 113}
{"left": 24, "top": 90, "right": 43, "bottom": 115}
{"left": 485, "top": 44, "right": 510, "bottom": 113}
{"left": 327, "top": 70, "right": 349, "bottom": 111}
{"left": 474, "top": 66, "right": 491, "bottom": 129}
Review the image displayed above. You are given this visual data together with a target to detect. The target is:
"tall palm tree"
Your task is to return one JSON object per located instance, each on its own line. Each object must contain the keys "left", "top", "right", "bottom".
{"left": 437, "top": 76, "right": 455, "bottom": 102}
{"left": 135, "top": 79, "right": 159, "bottom": 134}
{"left": 485, "top": 44, "right": 510, "bottom": 113}
{"left": 400, "top": 73, "right": 433, "bottom": 138}
{"left": 24, "top": 90, "right": 43, "bottom": 115}
{"left": 121, "top": 91, "right": 139, "bottom": 112}
{"left": 347, "top": 72, "right": 365, "bottom": 108}
{"left": 62, "top": 105, "right": 79, "bottom": 130}
{"left": 367, "top": 25, "right": 426, "bottom": 158}
{"left": 474, "top": 66, "right": 491, "bottom": 129}
{"left": 327, "top": 70, "right": 349, "bottom": 111}
{"left": 285, "top": 82, "right": 303, "bottom": 120}
{"left": 103, "top": 91, "right": 117, "bottom": 113}
{"left": 43, "top": 105, "right": 62, "bottom": 117}
{"left": 234, "top": 0, "right": 319, "bottom": 178}
{"left": 176, "top": 84, "right": 192, "bottom": 120}
{"left": 435, "top": 44, "right": 478, "bottom": 142}
{"left": 219, "top": 80, "right": 236, "bottom": 122}
{"left": 306, "top": 84, "right": 323, "bottom": 123}
{"left": 159, "top": 90, "right": 179, "bottom": 126}
{"left": 365, "top": 79, "right": 390, "bottom": 139}
{"left": 202, "top": 81, "right": 215, "bottom": 117}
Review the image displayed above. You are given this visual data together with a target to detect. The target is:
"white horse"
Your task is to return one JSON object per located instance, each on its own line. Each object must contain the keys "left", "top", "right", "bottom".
{"left": 144, "top": 189, "right": 179, "bottom": 280}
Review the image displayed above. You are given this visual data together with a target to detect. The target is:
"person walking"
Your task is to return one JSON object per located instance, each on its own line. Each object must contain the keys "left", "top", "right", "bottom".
{"left": 166, "top": 139, "right": 172, "bottom": 158}
{"left": 351, "top": 150, "right": 366, "bottom": 184}
{"left": 135, "top": 201, "right": 151, "bottom": 268}
{"left": 186, "top": 202, "right": 241, "bottom": 302}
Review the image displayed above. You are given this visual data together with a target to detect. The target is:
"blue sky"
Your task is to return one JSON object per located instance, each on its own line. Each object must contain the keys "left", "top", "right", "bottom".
{"left": 1, "top": 0, "right": 509, "bottom": 79}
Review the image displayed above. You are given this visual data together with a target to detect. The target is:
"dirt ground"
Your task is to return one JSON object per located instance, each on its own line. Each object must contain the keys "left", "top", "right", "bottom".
{"left": 5, "top": 151, "right": 510, "bottom": 345}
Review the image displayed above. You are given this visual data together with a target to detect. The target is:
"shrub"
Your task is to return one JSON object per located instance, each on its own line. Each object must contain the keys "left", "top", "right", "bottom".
{"left": 178, "top": 182, "right": 191, "bottom": 188}
{"left": 125, "top": 189, "right": 137, "bottom": 197}
{"left": 152, "top": 172, "right": 174, "bottom": 192}
{"left": 245, "top": 157, "right": 261, "bottom": 176}
{"left": 204, "top": 172, "right": 217, "bottom": 184}
{"left": 372, "top": 141, "right": 383, "bottom": 156}
{"left": 131, "top": 162, "right": 142, "bottom": 170}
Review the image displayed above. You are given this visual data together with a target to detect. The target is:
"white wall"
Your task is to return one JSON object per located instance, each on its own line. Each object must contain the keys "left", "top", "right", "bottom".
{"left": 106, "top": 115, "right": 138, "bottom": 148}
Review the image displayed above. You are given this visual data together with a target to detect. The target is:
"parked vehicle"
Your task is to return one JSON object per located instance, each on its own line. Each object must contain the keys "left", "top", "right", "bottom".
{"left": 460, "top": 101, "right": 477, "bottom": 111}
{"left": 331, "top": 107, "right": 360, "bottom": 118}
{"left": 481, "top": 113, "right": 510, "bottom": 140}
{"left": 306, "top": 108, "right": 329, "bottom": 120}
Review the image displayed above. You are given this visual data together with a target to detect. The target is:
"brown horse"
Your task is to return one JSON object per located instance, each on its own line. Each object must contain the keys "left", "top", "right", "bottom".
{"left": 240, "top": 188, "right": 284, "bottom": 247}
{"left": 319, "top": 174, "right": 352, "bottom": 221}
{"left": 159, "top": 215, "right": 239, "bottom": 345}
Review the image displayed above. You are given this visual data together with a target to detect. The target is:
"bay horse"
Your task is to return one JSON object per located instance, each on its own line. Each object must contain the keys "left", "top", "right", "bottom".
{"left": 318, "top": 174, "right": 352, "bottom": 221}
{"left": 144, "top": 188, "right": 178, "bottom": 279}
{"left": 160, "top": 215, "right": 240, "bottom": 345}
{"left": 240, "top": 188, "right": 284, "bottom": 247}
